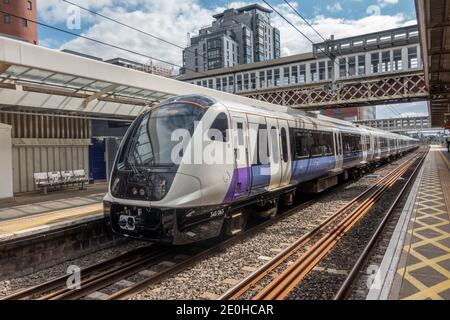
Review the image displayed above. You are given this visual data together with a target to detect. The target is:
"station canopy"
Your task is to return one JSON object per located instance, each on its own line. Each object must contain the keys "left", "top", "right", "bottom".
{"left": 0, "top": 36, "right": 282, "bottom": 119}
{"left": 416, "top": 0, "right": 450, "bottom": 128}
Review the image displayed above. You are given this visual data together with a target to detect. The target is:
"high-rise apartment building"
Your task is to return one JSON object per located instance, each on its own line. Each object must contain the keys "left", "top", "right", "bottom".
{"left": 182, "top": 4, "right": 280, "bottom": 74}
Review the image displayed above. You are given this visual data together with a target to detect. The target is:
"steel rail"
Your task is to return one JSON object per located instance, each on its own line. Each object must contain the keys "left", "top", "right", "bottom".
{"left": 254, "top": 153, "right": 423, "bottom": 300}
{"left": 1, "top": 244, "right": 156, "bottom": 300}
{"left": 333, "top": 149, "right": 428, "bottom": 300}
{"left": 218, "top": 156, "right": 413, "bottom": 300}
{"left": 219, "top": 151, "right": 423, "bottom": 300}
{"left": 41, "top": 249, "right": 173, "bottom": 300}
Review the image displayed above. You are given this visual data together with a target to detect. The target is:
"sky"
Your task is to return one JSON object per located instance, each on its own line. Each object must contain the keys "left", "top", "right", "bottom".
{"left": 35, "top": 0, "right": 427, "bottom": 119}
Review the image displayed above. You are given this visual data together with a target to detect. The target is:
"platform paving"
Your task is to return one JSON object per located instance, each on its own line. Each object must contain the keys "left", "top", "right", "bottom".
{"left": 0, "top": 183, "right": 106, "bottom": 222}
{"left": 369, "top": 146, "right": 450, "bottom": 300}
{"left": 0, "top": 183, "right": 107, "bottom": 240}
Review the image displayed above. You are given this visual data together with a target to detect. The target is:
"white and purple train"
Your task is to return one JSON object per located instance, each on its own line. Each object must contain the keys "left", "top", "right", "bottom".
{"left": 103, "top": 95, "right": 419, "bottom": 245}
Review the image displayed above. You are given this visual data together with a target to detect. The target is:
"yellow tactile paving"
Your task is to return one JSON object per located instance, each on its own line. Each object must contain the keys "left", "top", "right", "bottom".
{"left": 0, "top": 203, "right": 102, "bottom": 235}
{"left": 396, "top": 147, "right": 450, "bottom": 300}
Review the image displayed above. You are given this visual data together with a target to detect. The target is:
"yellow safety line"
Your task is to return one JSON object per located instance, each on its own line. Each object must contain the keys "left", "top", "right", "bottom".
{"left": 0, "top": 203, "right": 102, "bottom": 235}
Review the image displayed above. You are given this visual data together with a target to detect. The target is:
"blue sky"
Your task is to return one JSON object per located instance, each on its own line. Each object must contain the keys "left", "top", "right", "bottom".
{"left": 35, "top": 0, "right": 426, "bottom": 119}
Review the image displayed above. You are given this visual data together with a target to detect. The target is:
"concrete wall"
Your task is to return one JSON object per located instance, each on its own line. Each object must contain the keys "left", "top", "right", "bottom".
{"left": 0, "top": 124, "right": 13, "bottom": 199}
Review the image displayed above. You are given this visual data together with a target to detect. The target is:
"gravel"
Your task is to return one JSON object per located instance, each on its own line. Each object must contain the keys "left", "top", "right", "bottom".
{"left": 286, "top": 154, "right": 420, "bottom": 300}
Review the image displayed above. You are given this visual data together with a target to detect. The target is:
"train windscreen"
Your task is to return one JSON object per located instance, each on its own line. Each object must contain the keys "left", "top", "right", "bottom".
{"left": 120, "top": 102, "right": 206, "bottom": 168}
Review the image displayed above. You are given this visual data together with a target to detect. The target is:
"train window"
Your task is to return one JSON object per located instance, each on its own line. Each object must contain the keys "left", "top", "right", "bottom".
{"left": 342, "top": 133, "right": 362, "bottom": 153}
{"left": 323, "top": 132, "right": 334, "bottom": 156}
{"left": 256, "top": 124, "right": 269, "bottom": 165}
{"left": 270, "top": 126, "right": 279, "bottom": 163}
{"left": 294, "top": 130, "right": 310, "bottom": 159}
{"left": 281, "top": 128, "right": 288, "bottom": 162}
{"left": 237, "top": 122, "right": 244, "bottom": 146}
{"left": 208, "top": 113, "right": 229, "bottom": 142}
{"left": 310, "top": 131, "right": 323, "bottom": 157}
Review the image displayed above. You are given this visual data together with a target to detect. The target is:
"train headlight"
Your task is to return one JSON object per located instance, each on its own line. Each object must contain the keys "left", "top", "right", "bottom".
{"left": 131, "top": 187, "right": 138, "bottom": 196}
{"left": 139, "top": 188, "right": 146, "bottom": 196}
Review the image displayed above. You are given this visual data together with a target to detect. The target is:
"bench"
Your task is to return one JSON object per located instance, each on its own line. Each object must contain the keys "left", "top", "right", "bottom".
{"left": 33, "top": 169, "right": 89, "bottom": 194}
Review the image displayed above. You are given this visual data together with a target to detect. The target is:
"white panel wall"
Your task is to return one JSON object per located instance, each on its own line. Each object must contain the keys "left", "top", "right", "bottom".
{"left": 0, "top": 124, "right": 13, "bottom": 199}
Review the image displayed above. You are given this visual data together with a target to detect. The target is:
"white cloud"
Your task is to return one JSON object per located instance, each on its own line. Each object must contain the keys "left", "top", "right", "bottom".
{"left": 38, "top": 0, "right": 416, "bottom": 71}
{"left": 379, "top": 0, "right": 399, "bottom": 5}
{"left": 376, "top": 102, "right": 429, "bottom": 119}
{"left": 326, "top": 2, "right": 343, "bottom": 13}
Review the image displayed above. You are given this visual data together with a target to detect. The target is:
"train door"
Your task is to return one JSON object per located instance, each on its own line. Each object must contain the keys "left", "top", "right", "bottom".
{"left": 230, "top": 113, "right": 250, "bottom": 200}
{"left": 334, "top": 130, "right": 343, "bottom": 170}
{"left": 362, "top": 134, "right": 368, "bottom": 163}
{"left": 278, "top": 120, "right": 292, "bottom": 187}
{"left": 266, "top": 118, "right": 282, "bottom": 190}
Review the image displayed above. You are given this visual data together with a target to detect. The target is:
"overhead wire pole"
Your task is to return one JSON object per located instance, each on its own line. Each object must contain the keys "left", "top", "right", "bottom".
{"left": 280, "top": 0, "right": 338, "bottom": 92}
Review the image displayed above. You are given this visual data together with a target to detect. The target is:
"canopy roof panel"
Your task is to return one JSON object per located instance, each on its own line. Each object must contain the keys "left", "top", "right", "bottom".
{"left": 0, "top": 36, "right": 286, "bottom": 118}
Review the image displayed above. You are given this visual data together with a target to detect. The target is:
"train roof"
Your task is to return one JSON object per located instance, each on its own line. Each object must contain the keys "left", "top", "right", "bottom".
{"left": 166, "top": 95, "right": 418, "bottom": 141}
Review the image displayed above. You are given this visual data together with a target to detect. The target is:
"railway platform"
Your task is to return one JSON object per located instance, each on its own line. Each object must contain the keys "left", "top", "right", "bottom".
{"left": 0, "top": 183, "right": 106, "bottom": 241}
{"left": 368, "top": 146, "right": 450, "bottom": 300}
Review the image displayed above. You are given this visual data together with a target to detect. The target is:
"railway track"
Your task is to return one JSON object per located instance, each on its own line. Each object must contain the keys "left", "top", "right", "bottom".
{"left": 219, "top": 150, "right": 426, "bottom": 300}
{"left": 2, "top": 151, "right": 422, "bottom": 300}
{"left": 2, "top": 198, "right": 319, "bottom": 300}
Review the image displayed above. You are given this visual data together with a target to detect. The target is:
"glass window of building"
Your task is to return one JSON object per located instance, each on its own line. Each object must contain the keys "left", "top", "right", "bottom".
{"left": 237, "top": 74, "right": 243, "bottom": 91}
{"left": 291, "top": 66, "right": 298, "bottom": 84}
{"left": 299, "top": 65, "right": 306, "bottom": 83}
{"left": 208, "top": 79, "right": 213, "bottom": 88}
{"left": 283, "top": 67, "right": 290, "bottom": 85}
{"left": 358, "top": 55, "right": 366, "bottom": 75}
{"left": 222, "top": 77, "right": 228, "bottom": 91}
{"left": 319, "top": 61, "right": 326, "bottom": 80}
{"left": 381, "top": 51, "right": 391, "bottom": 72}
{"left": 21, "top": 18, "right": 28, "bottom": 28}
{"left": 348, "top": 57, "right": 356, "bottom": 76}
{"left": 259, "top": 71, "right": 265, "bottom": 88}
{"left": 274, "top": 69, "right": 280, "bottom": 86}
{"left": 339, "top": 58, "right": 346, "bottom": 78}
{"left": 310, "top": 63, "right": 317, "bottom": 82}
{"left": 267, "top": 69, "right": 273, "bottom": 86}
{"left": 216, "top": 78, "right": 221, "bottom": 90}
{"left": 393, "top": 49, "right": 403, "bottom": 70}
{"left": 408, "top": 47, "right": 418, "bottom": 68}
{"left": 3, "top": 14, "right": 10, "bottom": 24}
{"left": 229, "top": 76, "right": 234, "bottom": 91}
{"left": 371, "top": 53, "right": 380, "bottom": 73}
{"left": 327, "top": 61, "right": 333, "bottom": 80}
{"left": 250, "top": 73, "right": 256, "bottom": 90}
{"left": 243, "top": 73, "right": 249, "bottom": 90}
